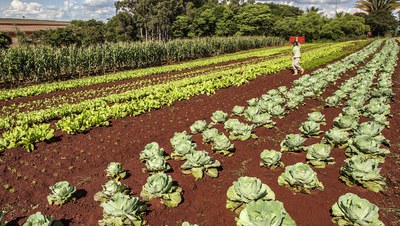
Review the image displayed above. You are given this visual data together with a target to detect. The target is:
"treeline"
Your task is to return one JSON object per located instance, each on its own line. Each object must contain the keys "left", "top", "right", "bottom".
{"left": 13, "top": 1, "right": 371, "bottom": 47}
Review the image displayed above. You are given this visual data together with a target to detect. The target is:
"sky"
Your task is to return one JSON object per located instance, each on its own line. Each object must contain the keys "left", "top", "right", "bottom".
{"left": 0, "top": 0, "right": 361, "bottom": 21}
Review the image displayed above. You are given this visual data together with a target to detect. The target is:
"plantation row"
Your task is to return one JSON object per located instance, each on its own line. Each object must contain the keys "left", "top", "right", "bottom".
{"left": 2, "top": 38, "right": 394, "bottom": 225}
{"left": 0, "top": 41, "right": 365, "bottom": 151}
{"left": 0, "top": 36, "right": 285, "bottom": 87}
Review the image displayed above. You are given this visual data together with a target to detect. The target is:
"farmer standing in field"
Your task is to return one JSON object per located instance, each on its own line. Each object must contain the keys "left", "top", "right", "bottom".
{"left": 291, "top": 38, "right": 304, "bottom": 75}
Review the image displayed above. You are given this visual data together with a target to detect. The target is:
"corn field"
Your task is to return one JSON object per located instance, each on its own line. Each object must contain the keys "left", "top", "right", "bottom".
{"left": 0, "top": 36, "right": 285, "bottom": 87}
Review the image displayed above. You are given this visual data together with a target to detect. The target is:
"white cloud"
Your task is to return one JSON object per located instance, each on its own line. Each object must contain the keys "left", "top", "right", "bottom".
{"left": 1, "top": 0, "right": 115, "bottom": 21}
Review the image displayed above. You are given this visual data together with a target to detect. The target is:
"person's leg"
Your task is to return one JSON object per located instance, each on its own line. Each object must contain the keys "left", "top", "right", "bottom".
{"left": 293, "top": 58, "right": 301, "bottom": 75}
{"left": 292, "top": 58, "right": 298, "bottom": 75}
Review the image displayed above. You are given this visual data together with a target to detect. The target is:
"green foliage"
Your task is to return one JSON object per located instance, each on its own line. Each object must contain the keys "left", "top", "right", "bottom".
{"left": 106, "top": 162, "right": 127, "bottom": 181}
{"left": 211, "top": 110, "right": 229, "bottom": 123}
{"left": 306, "top": 143, "right": 335, "bottom": 168}
{"left": 190, "top": 120, "right": 208, "bottom": 134}
{"left": 144, "top": 156, "right": 171, "bottom": 174}
{"left": 139, "top": 142, "right": 167, "bottom": 163}
{"left": 331, "top": 193, "right": 384, "bottom": 226}
{"left": 171, "top": 139, "right": 197, "bottom": 161}
{"left": 0, "top": 211, "right": 7, "bottom": 226}
{"left": 182, "top": 222, "right": 198, "bottom": 226}
{"left": 202, "top": 128, "right": 219, "bottom": 143}
{"left": 181, "top": 150, "right": 221, "bottom": 180}
{"left": 322, "top": 128, "right": 350, "bottom": 148}
{"left": 278, "top": 162, "right": 324, "bottom": 193}
{"left": 23, "top": 212, "right": 62, "bottom": 226}
{"left": 299, "top": 121, "right": 322, "bottom": 137}
{"left": 47, "top": 181, "right": 77, "bottom": 205}
{"left": 280, "top": 134, "right": 306, "bottom": 152}
{"left": 307, "top": 112, "right": 326, "bottom": 125}
{"left": 211, "top": 133, "right": 235, "bottom": 156}
{"left": 232, "top": 105, "right": 245, "bottom": 116}
{"left": 226, "top": 176, "right": 275, "bottom": 213}
{"left": 260, "top": 149, "right": 284, "bottom": 169}
{"left": 333, "top": 115, "right": 358, "bottom": 131}
{"left": 0, "top": 32, "right": 12, "bottom": 49}
{"left": 140, "top": 172, "right": 182, "bottom": 207}
{"left": 56, "top": 107, "right": 110, "bottom": 134}
{"left": 237, "top": 200, "right": 296, "bottom": 226}
{"left": 94, "top": 180, "right": 131, "bottom": 204}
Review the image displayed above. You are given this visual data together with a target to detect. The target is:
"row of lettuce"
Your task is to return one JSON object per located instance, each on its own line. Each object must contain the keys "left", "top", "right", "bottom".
{"left": 1, "top": 39, "right": 393, "bottom": 225}
{"left": 0, "top": 36, "right": 287, "bottom": 87}
{"left": 0, "top": 41, "right": 359, "bottom": 152}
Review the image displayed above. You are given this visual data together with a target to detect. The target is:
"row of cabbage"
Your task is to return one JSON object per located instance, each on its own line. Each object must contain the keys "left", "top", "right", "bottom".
{"left": 0, "top": 42, "right": 351, "bottom": 152}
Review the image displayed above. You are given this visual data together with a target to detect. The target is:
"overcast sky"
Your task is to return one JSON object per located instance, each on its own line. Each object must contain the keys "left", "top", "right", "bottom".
{"left": 0, "top": 0, "right": 360, "bottom": 21}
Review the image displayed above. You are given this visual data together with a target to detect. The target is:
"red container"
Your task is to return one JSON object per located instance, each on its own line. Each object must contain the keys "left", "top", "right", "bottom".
{"left": 289, "top": 36, "right": 305, "bottom": 44}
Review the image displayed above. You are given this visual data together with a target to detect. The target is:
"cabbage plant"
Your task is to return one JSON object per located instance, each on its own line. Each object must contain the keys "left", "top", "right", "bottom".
{"left": 306, "top": 143, "right": 334, "bottom": 168}
{"left": 322, "top": 128, "right": 350, "bottom": 148}
{"left": 144, "top": 156, "right": 172, "bottom": 173}
{"left": 244, "top": 106, "right": 260, "bottom": 121}
{"left": 251, "top": 113, "right": 276, "bottom": 128}
{"left": 170, "top": 131, "right": 192, "bottom": 148}
{"left": 94, "top": 180, "right": 130, "bottom": 203}
{"left": 259, "top": 150, "right": 284, "bottom": 169}
{"left": 339, "top": 155, "right": 386, "bottom": 192}
{"left": 140, "top": 172, "right": 182, "bottom": 207}
{"left": 371, "top": 114, "right": 389, "bottom": 128}
{"left": 331, "top": 193, "right": 384, "bottom": 226}
{"left": 353, "top": 121, "right": 389, "bottom": 146}
{"left": 170, "top": 139, "right": 197, "bottom": 160}
{"left": 181, "top": 150, "right": 221, "bottom": 180}
{"left": 212, "top": 133, "right": 235, "bottom": 156}
{"left": 224, "top": 119, "right": 241, "bottom": 132}
{"left": 99, "top": 192, "right": 147, "bottom": 226}
{"left": 247, "top": 98, "right": 259, "bottom": 106}
{"left": 211, "top": 110, "right": 228, "bottom": 123}
{"left": 278, "top": 162, "right": 324, "bottom": 193}
{"left": 226, "top": 176, "right": 275, "bottom": 213}
{"left": 333, "top": 115, "right": 358, "bottom": 131}
{"left": 299, "top": 121, "right": 322, "bottom": 137}
{"left": 106, "top": 162, "right": 127, "bottom": 181}
{"left": 325, "top": 96, "right": 341, "bottom": 107}
{"left": 23, "top": 212, "right": 60, "bottom": 226}
{"left": 363, "top": 101, "right": 391, "bottom": 117}
{"left": 280, "top": 134, "right": 306, "bottom": 152}
{"left": 47, "top": 181, "right": 76, "bottom": 205}
{"left": 139, "top": 142, "right": 166, "bottom": 163}
{"left": 346, "top": 135, "right": 390, "bottom": 162}
{"left": 232, "top": 105, "right": 245, "bottom": 116}
{"left": 227, "top": 122, "right": 255, "bottom": 141}
{"left": 237, "top": 200, "right": 296, "bottom": 226}
{"left": 307, "top": 112, "right": 326, "bottom": 125}
{"left": 190, "top": 120, "right": 207, "bottom": 134}
{"left": 202, "top": 128, "right": 219, "bottom": 143}
{"left": 182, "top": 222, "right": 198, "bottom": 226}
{"left": 269, "top": 105, "right": 286, "bottom": 118}
{"left": 342, "top": 106, "right": 361, "bottom": 118}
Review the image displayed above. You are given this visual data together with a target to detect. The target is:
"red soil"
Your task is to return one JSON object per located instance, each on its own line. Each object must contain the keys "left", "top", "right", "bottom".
{"left": 0, "top": 48, "right": 399, "bottom": 226}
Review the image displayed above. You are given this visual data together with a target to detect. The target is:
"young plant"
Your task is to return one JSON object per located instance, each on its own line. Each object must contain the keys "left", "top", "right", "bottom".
{"left": 333, "top": 115, "right": 358, "bottom": 131}
{"left": 227, "top": 122, "right": 255, "bottom": 141}
{"left": 278, "top": 162, "right": 324, "bottom": 193}
{"left": 346, "top": 135, "right": 390, "bottom": 162}
{"left": 251, "top": 113, "right": 276, "bottom": 128}
{"left": 23, "top": 212, "right": 62, "bottom": 226}
{"left": 106, "top": 162, "right": 127, "bottom": 181}
{"left": 259, "top": 149, "right": 284, "bottom": 169}
{"left": 190, "top": 120, "right": 207, "bottom": 134}
{"left": 170, "top": 131, "right": 192, "bottom": 148}
{"left": 94, "top": 180, "right": 130, "bottom": 204}
{"left": 47, "top": 181, "right": 76, "bottom": 206}
{"left": 226, "top": 176, "right": 275, "bottom": 213}
{"left": 325, "top": 95, "right": 341, "bottom": 107}
{"left": 170, "top": 139, "right": 197, "bottom": 160}
{"left": 182, "top": 222, "right": 198, "bottom": 226}
{"left": 353, "top": 121, "right": 389, "bottom": 146}
{"left": 339, "top": 155, "right": 386, "bottom": 192}
{"left": 307, "top": 112, "right": 326, "bottom": 125}
{"left": 232, "top": 105, "right": 245, "bottom": 116}
{"left": 269, "top": 105, "right": 286, "bottom": 118}
{"left": 99, "top": 192, "right": 147, "bottom": 226}
{"left": 211, "top": 133, "right": 235, "bottom": 156}
{"left": 211, "top": 110, "right": 228, "bottom": 123}
{"left": 143, "top": 156, "right": 171, "bottom": 173}
{"left": 306, "top": 143, "right": 335, "bottom": 168}
{"left": 299, "top": 121, "right": 322, "bottom": 137}
{"left": 202, "top": 128, "right": 219, "bottom": 143}
{"left": 331, "top": 193, "right": 384, "bottom": 226}
{"left": 280, "top": 134, "right": 306, "bottom": 152}
{"left": 181, "top": 150, "right": 221, "bottom": 180}
{"left": 244, "top": 106, "right": 260, "bottom": 121}
{"left": 140, "top": 172, "right": 182, "bottom": 207}
{"left": 322, "top": 128, "right": 350, "bottom": 148}
{"left": 237, "top": 200, "right": 296, "bottom": 226}
{"left": 139, "top": 142, "right": 166, "bottom": 163}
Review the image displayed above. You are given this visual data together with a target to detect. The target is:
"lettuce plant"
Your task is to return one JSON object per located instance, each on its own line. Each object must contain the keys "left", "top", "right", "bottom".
{"left": 99, "top": 192, "right": 147, "bottom": 226}
{"left": 139, "top": 142, "right": 166, "bottom": 163}
{"left": 371, "top": 114, "right": 389, "bottom": 128}
{"left": 170, "top": 139, "right": 197, "bottom": 160}
{"left": 106, "top": 162, "right": 127, "bottom": 181}
{"left": 182, "top": 222, "right": 198, "bottom": 226}
{"left": 325, "top": 95, "right": 341, "bottom": 107}
{"left": 346, "top": 135, "right": 390, "bottom": 162}
{"left": 170, "top": 131, "right": 192, "bottom": 148}
{"left": 211, "top": 133, "right": 235, "bottom": 156}
{"left": 342, "top": 106, "right": 361, "bottom": 118}
{"left": 140, "top": 172, "right": 182, "bottom": 207}
{"left": 251, "top": 113, "right": 276, "bottom": 128}
{"left": 331, "top": 193, "right": 384, "bottom": 226}
{"left": 47, "top": 181, "right": 76, "bottom": 205}
{"left": 363, "top": 101, "right": 391, "bottom": 117}
{"left": 299, "top": 121, "right": 322, "bottom": 137}
{"left": 322, "top": 128, "right": 350, "bottom": 148}
{"left": 333, "top": 115, "right": 358, "bottom": 131}
{"left": 339, "top": 155, "right": 386, "bottom": 192}
{"left": 237, "top": 200, "right": 296, "bottom": 226}
{"left": 224, "top": 119, "right": 241, "bottom": 132}
{"left": 226, "top": 176, "right": 275, "bottom": 213}
{"left": 211, "top": 110, "right": 228, "bottom": 123}
{"left": 269, "top": 105, "right": 286, "bottom": 118}
{"left": 307, "top": 112, "right": 326, "bottom": 125}
{"left": 23, "top": 212, "right": 60, "bottom": 226}
{"left": 232, "top": 105, "right": 246, "bottom": 116}
{"left": 278, "top": 86, "right": 288, "bottom": 94}
{"left": 190, "top": 120, "right": 207, "bottom": 134}
{"left": 278, "top": 162, "right": 324, "bottom": 193}
{"left": 181, "top": 151, "right": 221, "bottom": 180}
{"left": 144, "top": 156, "right": 171, "bottom": 173}
{"left": 244, "top": 106, "right": 260, "bottom": 121}
{"left": 202, "top": 128, "right": 219, "bottom": 143}
{"left": 353, "top": 121, "right": 389, "bottom": 146}
{"left": 260, "top": 150, "right": 284, "bottom": 169}
{"left": 280, "top": 134, "right": 306, "bottom": 152}
{"left": 94, "top": 180, "right": 130, "bottom": 203}
{"left": 247, "top": 98, "right": 259, "bottom": 107}
{"left": 306, "top": 143, "right": 334, "bottom": 168}
{"left": 228, "top": 122, "right": 255, "bottom": 141}
{"left": 285, "top": 100, "right": 300, "bottom": 110}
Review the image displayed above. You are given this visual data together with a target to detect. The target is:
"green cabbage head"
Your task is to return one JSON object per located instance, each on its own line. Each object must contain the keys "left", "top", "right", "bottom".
{"left": 211, "top": 110, "right": 228, "bottom": 123}
{"left": 260, "top": 149, "right": 284, "bottom": 169}
{"left": 22, "top": 212, "right": 59, "bottom": 226}
{"left": 306, "top": 143, "right": 334, "bottom": 168}
{"left": 280, "top": 134, "right": 306, "bottom": 152}
{"left": 170, "top": 131, "right": 192, "bottom": 148}
{"left": 47, "top": 181, "right": 76, "bottom": 205}
{"left": 322, "top": 128, "right": 350, "bottom": 148}
{"left": 232, "top": 106, "right": 246, "bottom": 116}
{"left": 170, "top": 139, "right": 197, "bottom": 160}
{"left": 331, "top": 193, "right": 384, "bottom": 226}
{"left": 278, "top": 162, "right": 324, "bottom": 193}
{"left": 307, "top": 112, "right": 326, "bottom": 124}
{"left": 299, "top": 121, "right": 322, "bottom": 137}
{"left": 251, "top": 113, "right": 276, "bottom": 128}
{"left": 333, "top": 115, "right": 358, "bottom": 131}
{"left": 202, "top": 128, "right": 219, "bottom": 143}
{"left": 140, "top": 172, "right": 182, "bottom": 207}
{"left": 212, "top": 133, "right": 235, "bottom": 156}
{"left": 346, "top": 135, "right": 390, "bottom": 162}
{"left": 181, "top": 150, "right": 221, "bottom": 180}
{"left": 190, "top": 120, "right": 207, "bottom": 134}
{"left": 144, "top": 156, "right": 171, "bottom": 173}
{"left": 139, "top": 142, "right": 166, "bottom": 163}
{"left": 94, "top": 180, "right": 130, "bottom": 204}
{"left": 106, "top": 162, "right": 127, "bottom": 181}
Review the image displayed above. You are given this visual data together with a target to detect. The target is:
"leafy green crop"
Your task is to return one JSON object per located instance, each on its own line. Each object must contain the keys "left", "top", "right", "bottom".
{"left": 260, "top": 150, "right": 284, "bottom": 169}
{"left": 106, "top": 162, "right": 127, "bottom": 181}
{"left": 94, "top": 180, "right": 130, "bottom": 204}
{"left": 299, "top": 121, "right": 322, "bottom": 137}
{"left": 251, "top": 113, "right": 276, "bottom": 128}
{"left": 139, "top": 142, "right": 167, "bottom": 163}
{"left": 0, "top": 211, "right": 7, "bottom": 226}
{"left": 211, "top": 110, "right": 228, "bottom": 124}
{"left": 280, "top": 134, "right": 306, "bottom": 152}
{"left": 306, "top": 143, "right": 334, "bottom": 168}
{"left": 322, "top": 128, "right": 350, "bottom": 148}
{"left": 333, "top": 115, "right": 358, "bottom": 131}
{"left": 140, "top": 172, "right": 182, "bottom": 207}
{"left": 232, "top": 106, "right": 246, "bottom": 116}
{"left": 170, "top": 131, "right": 192, "bottom": 148}
{"left": 278, "top": 162, "right": 324, "bottom": 193}
{"left": 226, "top": 176, "right": 275, "bottom": 213}
{"left": 331, "top": 193, "right": 384, "bottom": 226}
{"left": 23, "top": 212, "right": 62, "bottom": 226}
{"left": 171, "top": 139, "right": 197, "bottom": 160}
{"left": 202, "top": 128, "right": 219, "bottom": 143}
{"left": 181, "top": 150, "right": 221, "bottom": 180}
{"left": 190, "top": 120, "right": 208, "bottom": 134}
{"left": 47, "top": 181, "right": 76, "bottom": 205}
{"left": 211, "top": 133, "right": 235, "bottom": 156}
{"left": 307, "top": 112, "right": 326, "bottom": 125}
{"left": 144, "top": 156, "right": 171, "bottom": 174}
{"left": 346, "top": 135, "right": 390, "bottom": 162}
{"left": 182, "top": 222, "right": 198, "bottom": 226}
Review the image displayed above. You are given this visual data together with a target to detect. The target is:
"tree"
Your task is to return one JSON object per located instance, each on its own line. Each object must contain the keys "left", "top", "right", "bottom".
{"left": 0, "top": 32, "right": 12, "bottom": 49}
{"left": 355, "top": 0, "right": 400, "bottom": 13}
{"left": 306, "top": 6, "right": 320, "bottom": 12}
{"left": 363, "top": 10, "right": 397, "bottom": 36}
